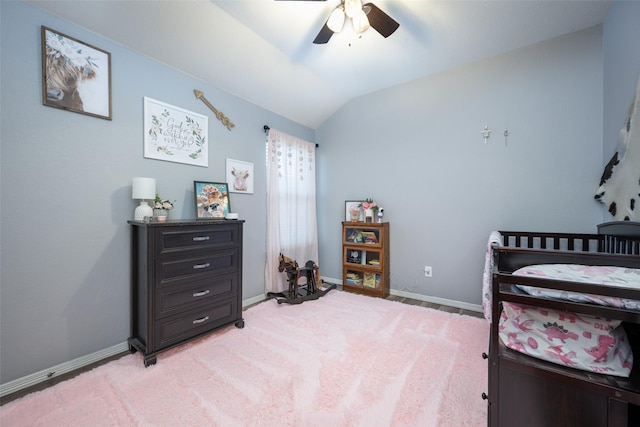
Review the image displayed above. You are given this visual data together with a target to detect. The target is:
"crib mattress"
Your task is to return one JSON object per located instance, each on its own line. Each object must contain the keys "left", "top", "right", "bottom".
{"left": 515, "top": 264, "right": 640, "bottom": 310}
{"left": 498, "top": 264, "right": 640, "bottom": 377}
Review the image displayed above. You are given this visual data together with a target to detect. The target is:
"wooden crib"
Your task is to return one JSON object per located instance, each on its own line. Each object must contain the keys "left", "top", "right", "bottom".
{"left": 486, "top": 222, "right": 640, "bottom": 427}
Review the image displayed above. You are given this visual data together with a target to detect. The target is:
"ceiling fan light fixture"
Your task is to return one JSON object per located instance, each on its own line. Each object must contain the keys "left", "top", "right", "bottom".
{"left": 351, "top": 10, "right": 370, "bottom": 33}
{"left": 327, "top": 7, "right": 346, "bottom": 33}
{"left": 313, "top": 0, "right": 399, "bottom": 45}
{"left": 344, "top": 0, "right": 362, "bottom": 18}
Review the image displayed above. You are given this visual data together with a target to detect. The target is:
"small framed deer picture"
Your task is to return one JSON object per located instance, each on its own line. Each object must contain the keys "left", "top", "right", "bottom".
{"left": 226, "top": 159, "right": 254, "bottom": 194}
{"left": 41, "top": 26, "right": 112, "bottom": 120}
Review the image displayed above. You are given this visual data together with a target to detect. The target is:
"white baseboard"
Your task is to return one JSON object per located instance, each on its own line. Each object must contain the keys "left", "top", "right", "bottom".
{"left": 0, "top": 341, "right": 130, "bottom": 398}
{"left": 2, "top": 294, "right": 270, "bottom": 398}
{"left": 242, "top": 293, "right": 267, "bottom": 308}
{"left": 390, "top": 289, "right": 482, "bottom": 313}
{"left": 322, "top": 276, "right": 482, "bottom": 313}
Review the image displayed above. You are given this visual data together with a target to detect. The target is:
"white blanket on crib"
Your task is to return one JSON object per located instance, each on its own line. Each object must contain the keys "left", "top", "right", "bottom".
{"left": 482, "top": 231, "right": 502, "bottom": 322}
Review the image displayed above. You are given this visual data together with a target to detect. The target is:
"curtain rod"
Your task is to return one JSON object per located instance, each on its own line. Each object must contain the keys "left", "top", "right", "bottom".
{"left": 263, "top": 125, "right": 319, "bottom": 148}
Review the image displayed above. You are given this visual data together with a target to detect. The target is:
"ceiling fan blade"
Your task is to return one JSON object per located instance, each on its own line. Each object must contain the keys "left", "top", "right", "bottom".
{"left": 313, "top": 22, "right": 334, "bottom": 44}
{"left": 364, "top": 3, "right": 399, "bottom": 38}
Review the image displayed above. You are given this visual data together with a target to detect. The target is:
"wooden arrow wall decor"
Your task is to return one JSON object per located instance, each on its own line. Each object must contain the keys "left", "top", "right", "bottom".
{"left": 194, "top": 89, "right": 235, "bottom": 131}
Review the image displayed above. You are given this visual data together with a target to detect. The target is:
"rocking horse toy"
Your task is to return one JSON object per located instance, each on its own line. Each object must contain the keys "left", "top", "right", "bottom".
{"left": 266, "top": 253, "right": 336, "bottom": 304}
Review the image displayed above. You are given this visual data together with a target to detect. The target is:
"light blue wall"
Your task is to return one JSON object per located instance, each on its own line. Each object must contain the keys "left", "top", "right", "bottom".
{"left": 0, "top": 1, "right": 313, "bottom": 383}
{"left": 317, "top": 26, "right": 605, "bottom": 304}
{"left": 603, "top": 0, "right": 640, "bottom": 173}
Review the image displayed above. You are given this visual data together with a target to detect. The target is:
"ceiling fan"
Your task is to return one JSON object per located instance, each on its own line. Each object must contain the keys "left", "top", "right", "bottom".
{"left": 277, "top": 0, "right": 400, "bottom": 44}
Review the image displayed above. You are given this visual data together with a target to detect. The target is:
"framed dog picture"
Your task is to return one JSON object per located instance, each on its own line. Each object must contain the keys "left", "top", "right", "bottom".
{"left": 41, "top": 26, "right": 112, "bottom": 120}
{"left": 194, "top": 181, "right": 230, "bottom": 219}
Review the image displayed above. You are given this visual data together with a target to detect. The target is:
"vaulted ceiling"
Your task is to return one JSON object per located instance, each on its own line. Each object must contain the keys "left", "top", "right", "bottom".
{"left": 26, "top": 0, "right": 614, "bottom": 128}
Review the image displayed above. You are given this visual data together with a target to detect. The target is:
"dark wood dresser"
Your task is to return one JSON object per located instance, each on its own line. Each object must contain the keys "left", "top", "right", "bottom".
{"left": 127, "top": 219, "right": 244, "bottom": 366}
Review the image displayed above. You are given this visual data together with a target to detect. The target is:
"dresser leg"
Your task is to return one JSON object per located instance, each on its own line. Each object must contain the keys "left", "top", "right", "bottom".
{"left": 235, "top": 319, "right": 245, "bottom": 329}
{"left": 143, "top": 355, "right": 157, "bottom": 367}
{"left": 128, "top": 338, "right": 141, "bottom": 354}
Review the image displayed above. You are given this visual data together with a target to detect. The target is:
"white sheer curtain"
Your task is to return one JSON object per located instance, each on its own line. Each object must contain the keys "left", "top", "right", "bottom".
{"left": 265, "top": 128, "right": 318, "bottom": 293}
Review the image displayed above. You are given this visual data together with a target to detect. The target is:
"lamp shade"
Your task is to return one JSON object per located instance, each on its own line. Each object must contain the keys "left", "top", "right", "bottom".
{"left": 327, "top": 7, "right": 346, "bottom": 33}
{"left": 132, "top": 177, "right": 156, "bottom": 200}
{"left": 351, "top": 9, "right": 370, "bottom": 33}
{"left": 344, "top": 0, "right": 362, "bottom": 18}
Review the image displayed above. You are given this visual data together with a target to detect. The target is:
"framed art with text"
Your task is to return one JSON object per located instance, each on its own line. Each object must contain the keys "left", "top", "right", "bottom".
{"left": 144, "top": 97, "right": 209, "bottom": 167}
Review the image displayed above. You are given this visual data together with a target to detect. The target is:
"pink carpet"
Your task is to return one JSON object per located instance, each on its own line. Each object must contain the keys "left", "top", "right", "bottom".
{"left": 1, "top": 291, "right": 489, "bottom": 426}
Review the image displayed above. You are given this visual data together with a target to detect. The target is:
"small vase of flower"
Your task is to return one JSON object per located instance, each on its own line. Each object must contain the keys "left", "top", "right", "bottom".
{"left": 154, "top": 194, "right": 174, "bottom": 222}
{"left": 359, "top": 198, "right": 379, "bottom": 223}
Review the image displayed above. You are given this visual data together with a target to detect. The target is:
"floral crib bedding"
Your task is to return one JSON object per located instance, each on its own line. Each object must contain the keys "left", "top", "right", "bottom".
{"left": 515, "top": 264, "right": 640, "bottom": 310}
{"left": 499, "top": 264, "right": 640, "bottom": 377}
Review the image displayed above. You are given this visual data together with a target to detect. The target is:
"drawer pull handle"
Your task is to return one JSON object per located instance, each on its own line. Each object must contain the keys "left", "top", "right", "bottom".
{"left": 193, "top": 290, "right": 210, "bottom": 298}
{"left": 193, "top": 316, "right": 209, "bottom": 324}
{"left": 481, "top": 392, "right": 488, "bottom": 400}
{"left": 193, "top": 263, "right": 210, "bottom": 269}
{"left": 193, "top": 236, "right": 210, "bottom": 242}
{"left": 482, "top": 352, "right": 488, "bottom": 359}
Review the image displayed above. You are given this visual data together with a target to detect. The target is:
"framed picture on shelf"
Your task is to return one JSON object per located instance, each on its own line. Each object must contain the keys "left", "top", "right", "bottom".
{"left": 345, "top": 200, "right": 363, "bottom": 222}
{"left": 194, "top": 181, "right": 230, "bottom": 219}
{"left": 41, "top": 26, "right": 112, "bottom": 120}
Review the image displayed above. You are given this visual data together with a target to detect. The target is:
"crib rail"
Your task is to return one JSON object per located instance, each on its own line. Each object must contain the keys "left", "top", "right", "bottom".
{"left": 598, "top": 221, "right": 640, "bottom": 255}
{"left": 499, "top": 231, "right": 602, "bottom": 252}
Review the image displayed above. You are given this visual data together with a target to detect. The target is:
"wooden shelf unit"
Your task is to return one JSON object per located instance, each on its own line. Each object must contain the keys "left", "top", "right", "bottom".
{"left": 341, "top": 221, "right": 389, "bottom": 298}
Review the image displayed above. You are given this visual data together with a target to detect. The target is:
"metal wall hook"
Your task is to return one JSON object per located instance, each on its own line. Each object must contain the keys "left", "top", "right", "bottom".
{"left": 481, "top": 126, "right": 492, "bottom": 143}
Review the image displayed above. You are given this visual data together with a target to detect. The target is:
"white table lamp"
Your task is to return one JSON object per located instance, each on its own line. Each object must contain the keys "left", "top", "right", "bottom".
{"left": 132, "top": 177, "right": 156, "bottom": 220}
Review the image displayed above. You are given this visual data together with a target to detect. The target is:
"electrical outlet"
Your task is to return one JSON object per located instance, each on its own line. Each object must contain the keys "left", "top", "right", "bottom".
{"left": 424, "top": 266, "right": 432, "bottom": 277}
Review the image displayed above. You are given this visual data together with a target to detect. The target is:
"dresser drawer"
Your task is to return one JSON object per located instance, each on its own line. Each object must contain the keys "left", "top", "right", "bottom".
{"left": 157, "top": 224, "right": 240, "bottom": 254}
{"left": 157, "top": 248, "right": 238, "bottom": 286}
{"left": 156, "top": 274, "right": 238, "bottom": 319}
{"left": 155, "top": 298, "right": 239, "bottom": 349}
